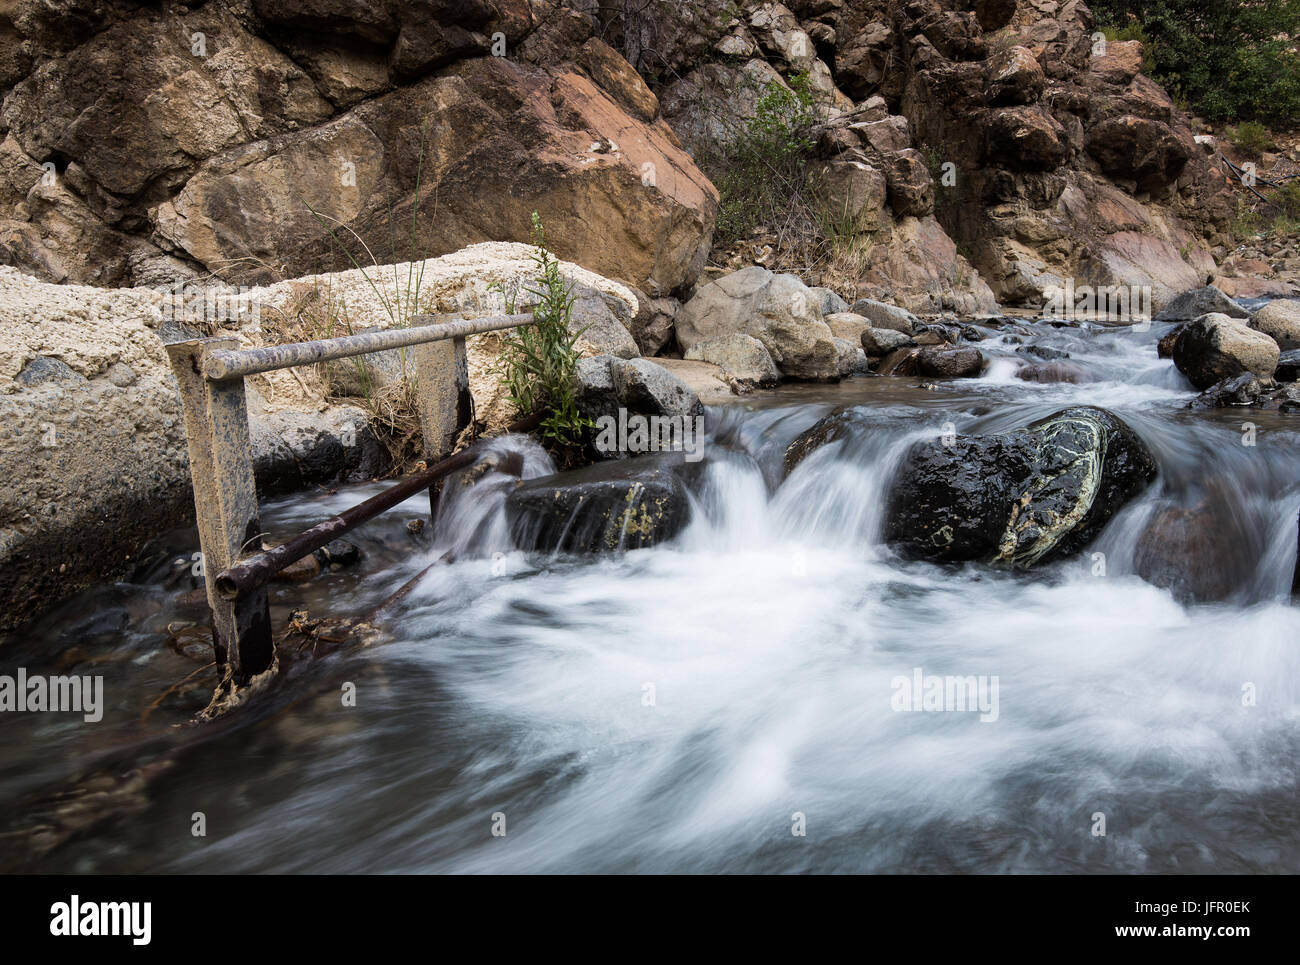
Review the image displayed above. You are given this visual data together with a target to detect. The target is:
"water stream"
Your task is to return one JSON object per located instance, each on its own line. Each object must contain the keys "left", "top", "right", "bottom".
{"left": 3, "top": 315, "right": 1299, "bottom": 873}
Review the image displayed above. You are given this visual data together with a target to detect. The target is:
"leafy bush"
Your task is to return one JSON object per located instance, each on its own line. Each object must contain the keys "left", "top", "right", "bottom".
{"left": 1227, "top": 121, "right": 1277, "bottom": 157}
{"left": 494, "top": 213, "right": 592, "bottom": 450}
{"left": 1091, "top": 0, "right": 1300, "bottom": 127}
{"left": 703, "top": 71, "right": 818, "bottom": 249}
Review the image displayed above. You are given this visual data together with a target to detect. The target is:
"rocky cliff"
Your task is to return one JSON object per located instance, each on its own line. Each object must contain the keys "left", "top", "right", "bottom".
{"left": 0, "top": 0, "right": 1271, "bottom": 310}
{"left": 0, "top": 0, "right": 717, "bottom": 296}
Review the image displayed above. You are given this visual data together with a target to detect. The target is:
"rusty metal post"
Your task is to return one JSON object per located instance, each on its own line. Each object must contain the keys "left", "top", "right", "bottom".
{"left": 165, "top": 338, "right": 274, "bottom": 681}
{"left": 412, "top": 334, "right": 471, "bottom": 518}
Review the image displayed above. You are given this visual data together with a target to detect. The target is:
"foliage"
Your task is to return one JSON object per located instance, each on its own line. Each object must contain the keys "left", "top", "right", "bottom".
{"left": 1227, "top": 121, "right": 1276, "bottom": 157}
{"left": 493, "top": 213, "right": 593, "bottom": 450}
{"left": 703, "top": 71, "right": 819, "bottom": 249}
{"left": 1091, "top": 0, "right": 1300, "bottom": 127}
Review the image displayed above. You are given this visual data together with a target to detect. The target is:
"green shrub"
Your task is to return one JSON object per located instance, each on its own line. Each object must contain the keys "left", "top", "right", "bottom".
{"left": 494, "top": 213, "right": 592, "bottom": 450}
{"left": 1091, "top": 0, "right": 1300, "bottom": 127}
{"left": 702, "top": 71, "right": 818, "bottom": 249}
{"left": 1227, "top": 121, "right": 1276, "bottom": 157}
{"left": 1274, "top": 180, "right": 1300, "bottom": 219}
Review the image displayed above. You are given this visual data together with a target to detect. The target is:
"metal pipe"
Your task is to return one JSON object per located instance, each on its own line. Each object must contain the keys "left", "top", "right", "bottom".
{"left": 214, "top": 448, "right": 478, "bottom": 600}
{"left": 201, "top": 313, "right": 533, "bottom": 381}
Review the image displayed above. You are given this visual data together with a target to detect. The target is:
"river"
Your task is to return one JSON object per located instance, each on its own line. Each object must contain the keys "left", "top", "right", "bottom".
{"left": 3, "top": 313, "right": 1298, "bottom": 873}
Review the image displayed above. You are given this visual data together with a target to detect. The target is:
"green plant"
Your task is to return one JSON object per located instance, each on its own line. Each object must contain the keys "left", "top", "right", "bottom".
{"left": 702, "top": 71, "right": 819, "bottom": 249}
{"left": 1091, "top": 1, "right": 1300, "bottom": 127}
{"left": 1227, "top": 120, "right": 1276, "bottom": 157}
{"left": 1274, "top": 179, "right": 1300, "bottom": 219}
{"left": 494, "top": 213, "right": 593, "bottom": 450}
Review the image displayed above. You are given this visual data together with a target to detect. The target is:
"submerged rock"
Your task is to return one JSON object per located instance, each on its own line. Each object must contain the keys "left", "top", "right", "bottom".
{"left": 884, "top": 406, "right": 1157, "bottom": 567}
{"left": 1189, "top": 373, "right": 1269, "bottom": 409}
{"left": 783, "top": 406, "right": 873, "bottom": 475}
{"left": 1172, "top": 313, "right": 1280, "bottom": 390}
{"left": 505, "top": 454, "right": 691, "bottom": 553}
{"left": 1133, "top": 504, "right": 1239, "bottom": 602}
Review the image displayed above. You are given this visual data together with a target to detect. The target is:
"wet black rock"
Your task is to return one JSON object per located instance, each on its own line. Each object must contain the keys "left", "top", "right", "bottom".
{"left": 1189, "top": 373, "right": 1268, "bottom": 409}
{"left": 1275, "top": 350, "right": 1300, "bottom": 383}
{"left": 505, "top": 453, "right": 691, "bottom": 553}
{"left": 1157, "top": 326, "right": 1183, "bottom": 358}
{"left": 783, "top": 406, "right": 872, "bottom": 475}
{"left": 1016, "top": 344, "right": 1069, "bottom": 361}
{"left": 884, "top": 406, "right": 1157, "bottom": 567}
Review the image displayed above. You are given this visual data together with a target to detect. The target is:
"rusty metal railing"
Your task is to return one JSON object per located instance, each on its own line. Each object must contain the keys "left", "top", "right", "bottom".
{"left": 165, "top": 313, "right": 532, "bottom": 682}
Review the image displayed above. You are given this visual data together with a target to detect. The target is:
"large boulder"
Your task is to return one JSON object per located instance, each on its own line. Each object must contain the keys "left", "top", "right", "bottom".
{"left": 577, "top": 355, "right": 703, "bottom": 418}
{"left": 505, "top": 453, "right": 691, "bottom": 553}
{"left": 860, "top": 327, "right": 915, "bottom": 356}
{"left": 849, "top": 299, "right": 920, "bottom": 335}
{"left": 2, "top": 7, "right": 718, "bottom": 294}
{"left": 884, "top": 407, "right": 1157, "bottom": 567}
{"left": 916, "top": 346, "right": 985, "bottom": 377}
{"left": 1248, "top": 299, "right": 1300, "bottom": 351}
{"left": 674, "top": 267, "right": 841, "bottom": 381}
{"left": 1154, "top": 286, "right": 1248, "bottom": 322}
{"left": 684, "top": 333, "right": 779, "bottom": 387}
{"left": 1172, "top": 313, "right": 1280, "bottom": 390}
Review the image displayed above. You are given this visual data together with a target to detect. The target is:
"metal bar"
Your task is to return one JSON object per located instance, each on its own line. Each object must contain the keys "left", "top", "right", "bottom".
{"left": 201, "top": 313, "right": 532, "bottom": 381}
{"left": 165, "top": 338, "right": 275, "bottom": 680}
{"left": 413, "top": 334, "right": 471, "bottom": 522}
{"left": 214, "top": 448, "right": 478, "bottom": 600}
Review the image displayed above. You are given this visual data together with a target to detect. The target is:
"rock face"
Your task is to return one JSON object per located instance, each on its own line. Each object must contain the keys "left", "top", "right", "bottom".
{"left": 675, "top": 266, "right": 841, "bottom": 380}
{"left": 1172, "top": 313, "right": 1281, "bottom": 390}
{"left": 884, "top": 407, "right": 1157, "bottom": 567}
{"left": 1248, "top": 299, "right": 1300, "bottom": 352}
{"left": 1154, "top": 286, "right": 1248, "bottom": 322}
{"left": 506, "top": 454, "right": 691, "bottom": 552}
{"left": 0, "top": 1, "right": 718, "bottom": 295}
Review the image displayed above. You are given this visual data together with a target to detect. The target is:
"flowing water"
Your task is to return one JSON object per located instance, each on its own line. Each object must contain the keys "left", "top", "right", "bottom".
{"left": 3, "top": 314, "right": 1299, "bottom": 873}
